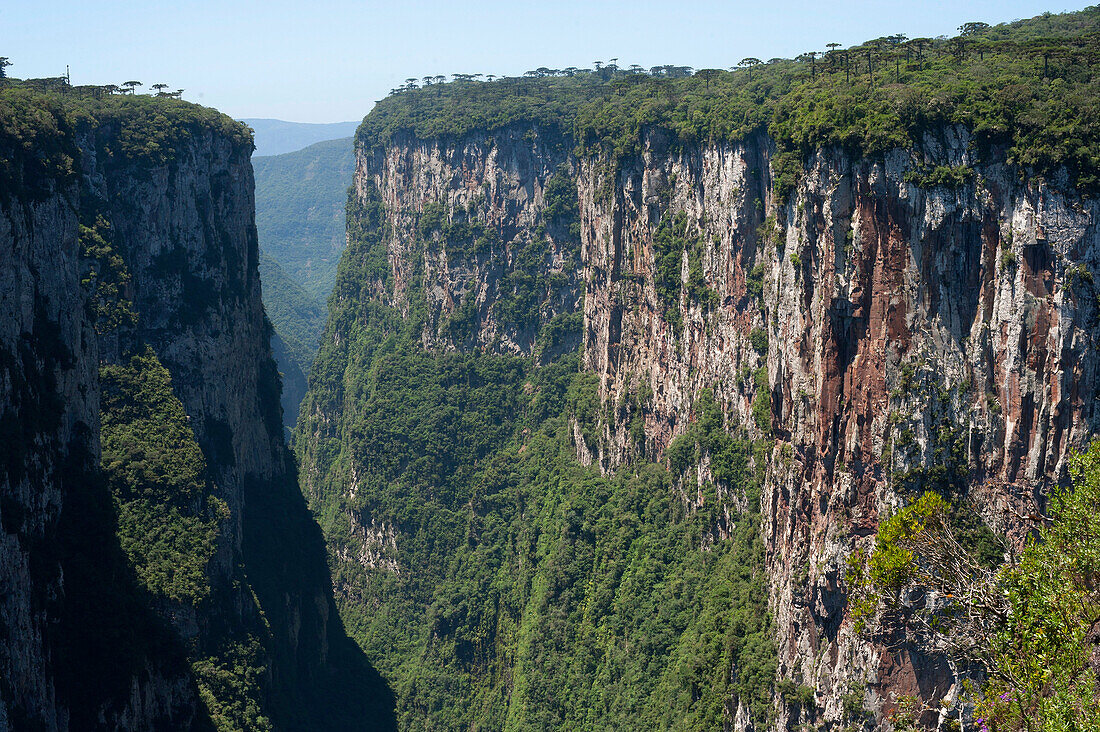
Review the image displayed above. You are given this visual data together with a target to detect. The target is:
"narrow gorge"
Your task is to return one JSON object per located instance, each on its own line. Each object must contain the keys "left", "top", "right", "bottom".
{"left": 294, "top": 7, "right": 1100, "bottom": 731}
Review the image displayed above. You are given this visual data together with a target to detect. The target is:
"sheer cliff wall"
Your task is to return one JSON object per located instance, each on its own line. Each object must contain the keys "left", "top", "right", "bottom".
{"left": 0, "top": 95, "right": 393, "bottom": 731}
{"left": 316, "top": 120, "right": 1098, "bottom": 727}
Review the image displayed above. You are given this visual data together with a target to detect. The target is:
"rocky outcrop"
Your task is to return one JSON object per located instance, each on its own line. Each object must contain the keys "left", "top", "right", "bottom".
{"left": 342, "top": 121, "right": 1099, "bottom": 727}
{"left": 0, "top": 98, "right": 393, "bottom": 730}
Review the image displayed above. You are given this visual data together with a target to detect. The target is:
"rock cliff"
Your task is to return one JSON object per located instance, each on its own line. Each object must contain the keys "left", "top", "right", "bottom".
{"left": 315, "top": 116, "right": 1097, "bottom": 727}
{"left": 0, "top": 92, "right": 393, "bottom": 730}
{"left": 574, "top": 125, "right": 1099, "bottom": 726}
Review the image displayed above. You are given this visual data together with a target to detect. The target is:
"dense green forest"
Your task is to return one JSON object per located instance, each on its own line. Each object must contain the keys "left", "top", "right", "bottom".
{"left": 297, "top": 279, "right": 779, "bottom": 731}
{"left": 359, "top": 8, "right": 1100, "bottom": 194}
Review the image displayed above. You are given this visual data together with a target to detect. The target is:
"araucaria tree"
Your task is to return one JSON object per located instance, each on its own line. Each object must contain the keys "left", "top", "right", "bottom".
{"left": 738, "top": 57, "right": 762, "bottom": 81}
{"left": 696, "top": 68, "right": 720, "bottom": 91}
{"left": 797, "top": 51, "right": 820, "bottom": 79}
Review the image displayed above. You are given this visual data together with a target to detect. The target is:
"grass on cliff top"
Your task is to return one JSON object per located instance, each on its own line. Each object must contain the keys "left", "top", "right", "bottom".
{"left": 0, "top": 85, "right": 252, "bottom": 197}
{"left": 357, "top": 6, "right": 1100, "bottom": 193}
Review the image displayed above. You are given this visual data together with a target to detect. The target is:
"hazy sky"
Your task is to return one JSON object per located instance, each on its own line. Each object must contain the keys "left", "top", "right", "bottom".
{"left": 2, "top": 0, "right": 1088, "bottom": 124}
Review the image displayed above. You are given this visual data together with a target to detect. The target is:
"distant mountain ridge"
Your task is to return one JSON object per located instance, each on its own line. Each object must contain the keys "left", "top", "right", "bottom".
{"left": 252, "top": 136, "right": 354, "bottom": 299}
{"left": 242, "top": 117, "right": 359, "bottom": 156}
{"left": 252, "top": 136, "right": 354, "bottom": 432}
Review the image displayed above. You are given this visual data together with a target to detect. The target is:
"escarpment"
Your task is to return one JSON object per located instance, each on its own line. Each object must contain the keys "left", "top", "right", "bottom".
{"left": 0, "top": 91, "right": 393, "bottom": 730}
{"left": 356, "top": 125, "right": 583, "bottom": 354}
{"left": 298, "top": 30, "right": 1100, "bottom": 727}
{"left": 574, "top": 128, "right": 1100, "bottom": 723}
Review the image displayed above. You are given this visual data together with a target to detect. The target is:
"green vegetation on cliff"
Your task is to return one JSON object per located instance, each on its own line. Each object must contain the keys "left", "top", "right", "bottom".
{"left": 0, "top": 86, "right": 250, "bottom": 195}
{"left": 296, "top": 150, "right": 777, "bottom": 730}
{"left": 298, "top": 337, "right": 777, "bottom": 731}
{"left": 88, "top": 210, "right": 276, "bottom": 729}
{"left": 849, "top": 441, "right": 1100, "bottom": 730}
{"left": 652, "top": 212, "right": 718, "bottom": 329}
{"left": 357, "top": 8, "right": 1100, "bottom": 193}
{"left": 100, "top": 348, "right": 228, "bottom": 605}
{"left": 100, "top": 348, "right": 273, "bottom": 731}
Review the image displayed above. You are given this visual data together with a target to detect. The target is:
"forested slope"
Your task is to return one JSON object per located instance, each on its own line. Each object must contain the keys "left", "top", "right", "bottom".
{"left": 254, "top": 136, "right": 355, "bottom": 300}
{"left": 253, "top": 137, "right": 355, "bottom": 430}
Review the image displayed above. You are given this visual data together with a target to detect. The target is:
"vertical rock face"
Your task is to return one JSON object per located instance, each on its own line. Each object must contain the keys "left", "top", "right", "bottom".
{"left": 82, "top": 119, "right": 271, "bottom": 549}
{"left": 0, "top": 157, "right": 98, "bottom": 732}
{"left": 0, "top": 98, "right": 392, "bottom": 730}
{"left": 1, "top": 126, "right": 201, "bottom": 731}
{"left": 338, "top": 121, "right": 1099, "bottom": 726}
{"left": 578, "top": 126, "right": 1100, "bottom": 725}
{"left": 350, "top": 125, "right": 581, "bottom": 356}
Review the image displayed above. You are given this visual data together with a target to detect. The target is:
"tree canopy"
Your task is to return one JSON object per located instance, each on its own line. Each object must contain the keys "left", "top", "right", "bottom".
{"left": 355, "top": 7, "right": 1100, "bottom": 194}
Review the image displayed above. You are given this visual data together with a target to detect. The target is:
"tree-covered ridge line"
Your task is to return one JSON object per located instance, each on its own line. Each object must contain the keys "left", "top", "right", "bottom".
{"left": 356, "top": 7, "right": 1100, "bottom": 192}
{"left": 0, "top": 84, "right": 252, "bottom": 197}
{"left": 0, "top": 67, "right": 186, "bottom": 98}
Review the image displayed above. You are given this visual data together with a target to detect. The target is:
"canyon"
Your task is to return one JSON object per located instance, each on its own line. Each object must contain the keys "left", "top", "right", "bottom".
{"left": 297, "top": 103, "right": 1098, "bottom": 731}
{"left": 3, "top": 7, "right": 1100, "bottom": 730}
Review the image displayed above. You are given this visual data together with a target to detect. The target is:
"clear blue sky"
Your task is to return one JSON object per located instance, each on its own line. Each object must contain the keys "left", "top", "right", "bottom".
{"left": 2, "top": 0, "right": 1088, "bottom": 123}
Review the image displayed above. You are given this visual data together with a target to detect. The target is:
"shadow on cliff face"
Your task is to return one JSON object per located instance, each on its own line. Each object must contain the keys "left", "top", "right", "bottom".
{"left": 51, "top": 431, "right": 216, "bottom": 730}
{"left": 242, "top": 466, "right": 397, "bottom": 731}
{"left": 0, "top": 302, "right": 207, "bottom": 728}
